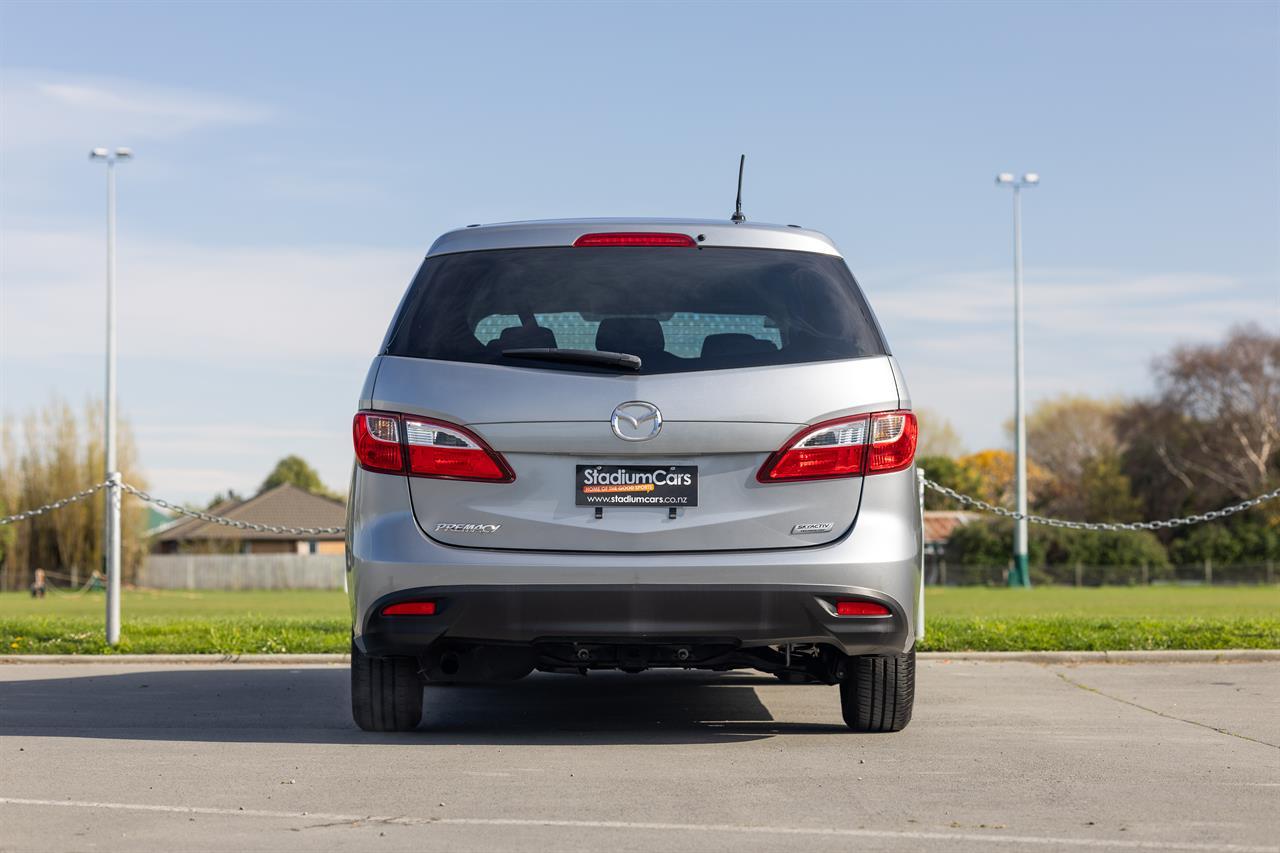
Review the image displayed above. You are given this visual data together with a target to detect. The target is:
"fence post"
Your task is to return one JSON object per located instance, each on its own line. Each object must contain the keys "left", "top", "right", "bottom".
{"left": 1267, "top": 561, "right": 1274, "bottom": 586}
{"left": 1204, "top": 557, "right": 1212, "bottom": 586}
{"left": 940, "top": 559, "right": 947, "bottom": 587}
{"left": 1141, "top": 563, "right": 1149, "bottom": 586}
{"left": 1074, "top": 562, "right": 1083, "bottom": 588}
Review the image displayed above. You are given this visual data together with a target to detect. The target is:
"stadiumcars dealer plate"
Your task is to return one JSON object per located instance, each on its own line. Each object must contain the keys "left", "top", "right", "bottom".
{"left": 575, "top": 464, "right": 698, "bottom": 507}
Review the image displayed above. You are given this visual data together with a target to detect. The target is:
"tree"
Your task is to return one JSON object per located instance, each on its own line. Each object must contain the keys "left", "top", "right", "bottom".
{"left": 204, "top": 490, "right": 245, "bottom": 510}
{"left": 1075, "top": 456, "right": 1142, "bottom": 522}
{"left": 1122, "top": 325, "right": 1279, "bottom": 506}
{"left": 918, "top": 454, "right": 983, "bottom": 511}
{"left": 0, "top": 399, "right": 148, "bottom": 591}
{"left": 956, "top": 449, "right": 1054, "bottom": 509}
{"left": 915, "top": 408, "right": 966, "bottom": 458}
{"left": 1024, "top": 395, "right": 1122, "bottom": 474}
{"left": 946, "top": 517, "right": 1170, "bottom": 584}
{"left": 1002, "top": 394, "right": 1142, "bottom": 522}
{"left": 1169, "top": 520, "right": 1279, "bottom": 565}
{"left": 259, "top": 455, "right": 334, "bottom": 497}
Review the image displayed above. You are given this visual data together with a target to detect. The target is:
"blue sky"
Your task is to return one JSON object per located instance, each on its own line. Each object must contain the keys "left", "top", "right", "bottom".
{"left": 2, "top": 0, "right": 1277, "bottom": 503}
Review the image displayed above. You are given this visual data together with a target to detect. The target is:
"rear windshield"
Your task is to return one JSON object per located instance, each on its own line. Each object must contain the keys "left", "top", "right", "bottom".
{"left": 385, "top": 246, "right": 887, "bottom": 374}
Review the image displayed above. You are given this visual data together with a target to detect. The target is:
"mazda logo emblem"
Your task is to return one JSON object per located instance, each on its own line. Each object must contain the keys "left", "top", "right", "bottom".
{"left": 611, "top": 401, "right": 662, "bottom": 442}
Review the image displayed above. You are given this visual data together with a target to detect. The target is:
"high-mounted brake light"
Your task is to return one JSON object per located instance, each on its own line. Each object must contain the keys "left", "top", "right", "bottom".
{"left": 353, "top": 411, "right": 515, "bottom": 482}
{"left": 757, "top": 410, "right": 917, "bottom": 482}
{"left": 381, "top": 600, "right": 437, "bottom": 616}
{"left": 573, "top": 232, "right": 697, "bottom": 248}
{"left": 835, "top": 600, "right": 891, "bottom": 617}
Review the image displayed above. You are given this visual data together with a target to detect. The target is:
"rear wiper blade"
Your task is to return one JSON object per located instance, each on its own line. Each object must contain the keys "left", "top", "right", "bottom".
{"left": 502, "top": 348, "right": 642, "bottom": 371}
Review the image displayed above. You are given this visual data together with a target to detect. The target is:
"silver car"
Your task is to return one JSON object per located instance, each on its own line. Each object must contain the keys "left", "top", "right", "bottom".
{"left": 347, "top": 218, "right": 922, "bottom": 732}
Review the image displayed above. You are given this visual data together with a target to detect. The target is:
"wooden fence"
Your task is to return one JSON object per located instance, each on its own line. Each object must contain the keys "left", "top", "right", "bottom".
{"left": 137, "top": 554, "right": 345, "bottom": 590}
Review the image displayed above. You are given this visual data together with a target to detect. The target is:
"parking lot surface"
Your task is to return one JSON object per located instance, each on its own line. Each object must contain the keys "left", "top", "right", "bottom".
{"left": 1, "top": 660, "right": 1277, "bottom": 852}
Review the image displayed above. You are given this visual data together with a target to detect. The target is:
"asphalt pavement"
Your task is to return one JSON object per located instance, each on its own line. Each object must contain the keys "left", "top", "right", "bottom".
{"left": 1, "top": 659, "right": 1277, "bottom": 852}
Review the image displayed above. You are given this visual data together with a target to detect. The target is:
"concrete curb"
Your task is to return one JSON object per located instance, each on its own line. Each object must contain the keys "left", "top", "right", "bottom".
{"left": 0, "top": 654, "right": 351, "bottom": 665}
{"left": 1, "top": 650, "right": 1278, "bottom": 665}
{"left": 919, "top": 649, "right": 1280, "bottom": 663}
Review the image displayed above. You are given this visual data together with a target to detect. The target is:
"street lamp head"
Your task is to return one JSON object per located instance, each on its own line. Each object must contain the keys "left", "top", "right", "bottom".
{"left": 1022, "top": 172, "right": 1040, "bottom": 185}
{"left": 90, "top": 147, "right": 109, "bottom": 160}
{"left": 995, "top": 172, "right": 1015, "bottom": 184}
{"left": 114, "top": 147, "right": 133, "bottom": 160}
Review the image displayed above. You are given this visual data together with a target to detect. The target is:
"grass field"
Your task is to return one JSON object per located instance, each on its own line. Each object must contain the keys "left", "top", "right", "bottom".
{"left": 1, "top": 586, "right": 1277, "bottom": 654}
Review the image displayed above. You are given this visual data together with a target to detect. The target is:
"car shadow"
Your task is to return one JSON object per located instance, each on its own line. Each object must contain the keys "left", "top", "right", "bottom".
{"left": 0, "top": 667, "right": 848, "bottom": 745}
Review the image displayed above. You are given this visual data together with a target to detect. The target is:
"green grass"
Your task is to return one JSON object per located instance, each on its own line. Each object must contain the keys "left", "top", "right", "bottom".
{"left": 2, "top": 586, "right": 1277, "bottom": 654}
{"left": 917, "top": 586, "right": 1280, "bottom": 651}
{"left": 1, "top": 590, "right": 349, "bottom": 655}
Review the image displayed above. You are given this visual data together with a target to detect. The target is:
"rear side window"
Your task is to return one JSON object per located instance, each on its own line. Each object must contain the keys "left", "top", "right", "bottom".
{"left": 385, "top": 247, "right": 887, "bottom": 374}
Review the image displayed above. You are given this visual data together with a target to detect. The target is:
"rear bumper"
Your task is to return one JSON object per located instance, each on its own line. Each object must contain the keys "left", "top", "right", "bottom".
{"left": 360, "top": 583, "right": 910, "bottom": 658}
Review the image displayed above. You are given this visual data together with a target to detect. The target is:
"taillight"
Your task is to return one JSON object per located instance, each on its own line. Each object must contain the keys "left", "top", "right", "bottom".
{"left": 757, "top": 410, "right": 917, "bottom": 482}
{"left": 573, "top": 232, "right": 697, "bottom": 247}
{"left": 757, "top": 415, "right": 870, "bottom": 482}
{"left": 404, "top": 416, "right": 514, "bottom": 481}
{"left": 353, "top": 411, "right": 515, "bottom": 482}
{"left": 835, "top": 600, "right": 891, "bottom": 616}
{"left": 353, "top": 412, "right": 403, "bottom": 473}
{"left": 866, "top": 410, "right": 918, "bottom": 473}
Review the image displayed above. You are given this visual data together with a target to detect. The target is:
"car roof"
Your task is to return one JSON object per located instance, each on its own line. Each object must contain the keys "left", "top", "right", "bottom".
{"left": 426, "top": 218, "right": 842, "bottom": 258}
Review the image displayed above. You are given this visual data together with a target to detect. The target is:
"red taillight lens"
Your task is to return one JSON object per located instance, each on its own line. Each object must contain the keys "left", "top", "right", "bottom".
{"left": 573, "top": 232, "right": 697, "bottom": 248}
{"left": 757, "top": 415, "right": 870, "bottom": 482}
{"left": 353, "top": 412, "right": 404, "bottom": 473}
{"left": 867, "top": 411, "right": 918, "bottom": 473}
{"left": 353, "top": 411, "right": 515, "bottom": 482}
{"left": 381, "top": 600, "right": 437, "bottom": 616}
{"left": 403, "top": 416, "right": 515, "bottom": 482}
{"left": 756, "top": 410, "right": 917, "bottom": 482}
{"left": 836, "top": 600, "right": 891, "bottom": 617}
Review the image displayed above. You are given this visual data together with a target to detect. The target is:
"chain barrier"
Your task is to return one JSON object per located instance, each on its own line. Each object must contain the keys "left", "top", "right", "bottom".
{"left": 0, "top": 481, "right": 111, "bottom": 526}
{"left": 0, "top": 480, "right": 344, "bottom": 535}
{"left": 4, "top": 478, "right": 1278, "bottom": 537}
{"left": 118, "top": 483, "right": 346, "bottom": 536}
{"left": 923, "top": 479, "right": 1280, "bottom": 532}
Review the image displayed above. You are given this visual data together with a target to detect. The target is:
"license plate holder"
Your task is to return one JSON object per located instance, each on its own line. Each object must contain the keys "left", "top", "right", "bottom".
{"left": 576, "top": 465, "right": 698, "bottom": 507}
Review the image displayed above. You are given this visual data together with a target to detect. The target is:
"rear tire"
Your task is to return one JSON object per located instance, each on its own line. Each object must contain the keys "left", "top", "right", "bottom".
{"left": 351, "top": 640, "right": 423, "bottom": 732}
{"left": 839, "top": 651, "right": 914, "bottom": 732}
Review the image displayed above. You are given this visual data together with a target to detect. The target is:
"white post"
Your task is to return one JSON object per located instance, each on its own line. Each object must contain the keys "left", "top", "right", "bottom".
{"left": 105, "top": 158, "right": 121, "bottom": 646}
{"left": 1012, "top": 185, "right": 1030, "bottom": 587}
{"left": 91, "top": 147, "right": 130, "bottom": 645}
{"left": 996, "top": 171, "right": 1037, "bottom": 588}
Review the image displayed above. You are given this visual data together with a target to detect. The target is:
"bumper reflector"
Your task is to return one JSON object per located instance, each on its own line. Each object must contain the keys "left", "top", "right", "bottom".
{"left": 381, "top": 600, "right": 437, "bottom": 616}
{"left": 836, "top": 600, "right": 890, "bottom": 617}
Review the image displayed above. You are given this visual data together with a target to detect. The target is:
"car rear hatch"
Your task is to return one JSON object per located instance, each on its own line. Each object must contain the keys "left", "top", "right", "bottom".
{"left": 367, "top": 239, "right": 900, "bottom": 553}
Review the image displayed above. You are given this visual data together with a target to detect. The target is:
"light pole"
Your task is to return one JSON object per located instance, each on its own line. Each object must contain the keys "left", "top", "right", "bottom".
{"left": 89, "top": 146, "right": 132, "bottom": 644}
{"left": 995, "top": 171, "right": 1038, "bottom": 588}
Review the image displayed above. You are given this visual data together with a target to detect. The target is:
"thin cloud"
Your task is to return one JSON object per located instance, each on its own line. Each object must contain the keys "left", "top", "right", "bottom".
{"left": 0, "top": 227, "right": 419, "bottom": 363}
{"left": 868, "top": 265, "right": 1278, "bottom": 450}
{"left": 0, "top": 68, "right": 270, "bottom": 149}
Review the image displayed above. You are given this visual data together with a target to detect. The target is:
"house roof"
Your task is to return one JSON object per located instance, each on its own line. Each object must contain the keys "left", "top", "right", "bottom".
{"left": 152, "top": 483, "right": 346, "bottom": 542}
{"left": 923, "top": 511, "right": 980, "bottom": 545}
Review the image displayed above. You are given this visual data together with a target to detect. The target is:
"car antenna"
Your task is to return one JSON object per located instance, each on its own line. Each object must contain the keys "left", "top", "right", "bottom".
{"left": 730, "top": 154, "right": 746, "bottom": 223}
